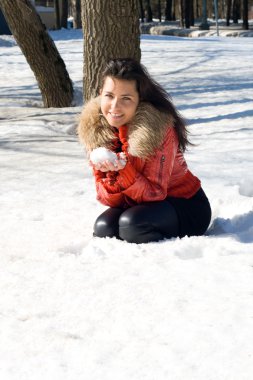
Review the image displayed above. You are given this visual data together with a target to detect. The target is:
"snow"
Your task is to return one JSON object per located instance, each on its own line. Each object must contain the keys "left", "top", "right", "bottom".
{"left": 90, "top": 147, "right": 126, "bottom": 167}
{"left": 0, "top": 29, "right": 253, "bottom": 379}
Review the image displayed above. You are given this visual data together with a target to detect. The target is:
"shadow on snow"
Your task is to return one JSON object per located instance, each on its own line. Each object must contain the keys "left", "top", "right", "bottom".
{"left": 207, "top": 210, "right": 253, "bottom": 244}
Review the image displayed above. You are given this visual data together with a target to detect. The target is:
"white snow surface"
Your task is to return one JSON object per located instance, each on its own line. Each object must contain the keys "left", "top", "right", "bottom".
{"left": 0, "top": 29, "right": 253, "bottom": 380}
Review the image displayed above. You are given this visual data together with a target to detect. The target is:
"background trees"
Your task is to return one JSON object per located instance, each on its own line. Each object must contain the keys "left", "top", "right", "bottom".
{"left": 1, "top": 0, "right": 252, "bottom": 108}
{"left": 139, "top": 0, "right": 252, "bottom": 30}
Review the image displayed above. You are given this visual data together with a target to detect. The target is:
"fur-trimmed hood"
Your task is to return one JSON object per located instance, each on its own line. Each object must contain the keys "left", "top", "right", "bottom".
{"left": 77, "top": 96, "right": 174, "bottom": 158}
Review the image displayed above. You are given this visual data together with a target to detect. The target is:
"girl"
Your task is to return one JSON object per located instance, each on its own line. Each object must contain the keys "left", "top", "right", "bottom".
{"left": 78, "top": 58, "right": 211, "bottom": 244}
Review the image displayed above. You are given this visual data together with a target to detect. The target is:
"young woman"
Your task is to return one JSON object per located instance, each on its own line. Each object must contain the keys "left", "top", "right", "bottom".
{"left": 78, "top": 58, "right": 211, "bottom": 244}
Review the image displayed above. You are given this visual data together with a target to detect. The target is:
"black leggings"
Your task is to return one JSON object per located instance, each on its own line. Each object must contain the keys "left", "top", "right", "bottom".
{"left": 93, "top": 188, "right": 211, "bottom": 244}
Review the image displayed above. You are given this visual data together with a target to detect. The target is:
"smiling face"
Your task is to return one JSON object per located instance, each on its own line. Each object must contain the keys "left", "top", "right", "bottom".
{"left": 100, "top": 77, "right": 139, "bottom": 128}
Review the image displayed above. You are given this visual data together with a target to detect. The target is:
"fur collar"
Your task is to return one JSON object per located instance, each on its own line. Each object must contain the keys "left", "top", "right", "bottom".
{"left": 77, "top": 96, "right": 173, "bottom": 158}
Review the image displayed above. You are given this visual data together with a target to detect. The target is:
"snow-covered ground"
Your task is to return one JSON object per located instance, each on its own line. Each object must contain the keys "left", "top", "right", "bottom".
{"left": 0, "top": 29, "right": 253, "bottom": 380}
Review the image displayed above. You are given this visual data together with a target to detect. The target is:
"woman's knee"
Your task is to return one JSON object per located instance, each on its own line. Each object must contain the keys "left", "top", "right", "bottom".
{"left": 93, "top": 208, "right": 122, "bottom": 238}
{"left": 118, "top": 207, "right": 164, "bottom": 243}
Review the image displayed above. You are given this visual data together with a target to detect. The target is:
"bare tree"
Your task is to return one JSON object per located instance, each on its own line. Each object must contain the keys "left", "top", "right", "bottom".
{"left": 180, "top": 0, "right": 184, "bottom": 27}
{"left": 226, "top": 0, "right": 232, "bottom": 26}
{"left": 54, "top": 0, "right": 60, "bottom": 29}
{"left": 195, "top": 0, "right": 201, "bottom": 19}
{"left": 232, "top": 0, "right": 240, "bottom": 23}
{"left": 0, "top": 0, "right": 73, "bottom": 107}
{"left": 70, "top": 0, "right": 82, "bottom": 28}
{"left": 242, "top": 0, "right": 249, "bottom": 29}
{"left": 60, "top": 0, "right": 68, "bottom": 28}
{"left": 190, "top": 0, "right": 194, "bottom": 25}
{"left": 145, "top": 0, "right": 153, "bottom": 21}
{"left": 158, "top": 0, "right": 162, "bottom": 21}
{"left": 81, "top": 0, "right": 141, "bottom": 101}
{"left": 165, "top": 0, "right": 173, "bottom": 20}
{"left": 184, "top": 0, "right": 191, "bottom": 28}
{"left": 139, "top": 0, "right": 145, "bottom": 22}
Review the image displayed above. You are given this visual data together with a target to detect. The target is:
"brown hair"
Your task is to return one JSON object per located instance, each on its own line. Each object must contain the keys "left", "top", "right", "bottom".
{"left": 101, "top": 58, "right": 191, "bottom": 151}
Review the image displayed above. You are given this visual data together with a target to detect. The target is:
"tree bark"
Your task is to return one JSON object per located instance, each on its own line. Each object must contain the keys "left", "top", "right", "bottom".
{"left": 54, "top": 0, "right": 61, "bottom": 29}
{"left": 158, "top": 0, "right": 162, "bottom": 22}
{"left": 226, "top": 0, "right": 232, "bottom": 26}
{"left": 242, "top": 0, "right": 249, "bottom": 29}
{"left": 0, "top": 0, "right": 73, "bottom": 107}
{"left": 180, "top": 0, "right": 184, "bottom": 27}
{"left": 195, "top": 0, "right": 200, "bottom": 19}
{"left": 60, "top": 0, "right": 68, "bottom": 28}
{"left": 145, "top": 0, "right": 153, "bottom": 22}
{"left": 81, "top": 0, "right": 141, "bottom": 101}
{"left": 139, "top": 0, "right": 145, "bottom": 22}
{"left": 70, "top": 0, "right": 82, "bottom": 28}
{"left": 232, "top": 0, "right": 240, "bottom": 23}
{"left": 165, "top": 0, "right": 173, "bottom": 20}
{"left": 184, "top": 0, "right": 191, "bottom": 28}
{"left": 190, "top": 0, "right": 194, "bottom": 26}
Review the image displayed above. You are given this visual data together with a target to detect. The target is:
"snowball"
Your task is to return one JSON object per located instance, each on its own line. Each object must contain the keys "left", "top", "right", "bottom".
{"left": 90, "top": 147, "right": 117, "bottom": 164}
{"left": 89, "top": 147, "right": 126, "bottom": 167}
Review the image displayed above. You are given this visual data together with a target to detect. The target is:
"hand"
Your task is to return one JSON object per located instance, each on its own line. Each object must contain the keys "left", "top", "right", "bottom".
{"left": 93, "top": 158, "right": 126, "bottom": 172}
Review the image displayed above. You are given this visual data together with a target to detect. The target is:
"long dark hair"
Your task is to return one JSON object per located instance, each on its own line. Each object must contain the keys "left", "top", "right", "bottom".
{"left": 100, "top": 58, "right": 191, "bottom": 151}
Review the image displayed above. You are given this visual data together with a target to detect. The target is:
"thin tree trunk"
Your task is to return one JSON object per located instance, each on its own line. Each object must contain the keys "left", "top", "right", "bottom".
{"left": 242, "top": 0, "right": 249, "bottom": 29}
{"left": 207, "top": 0, "right": 213, "bottom": 18}
{"left": 158, "top": 0, "right": 162, "bottom": 22}
{"left": 172, "top": 0, "right": 176, "bottom": 20}
{"left": 226, "top": 0, "right": 232, "bottom": 26}
{"left": 81, "top": 0, "right": 141, "bottom": 101}
{"left": 0, "top": 0, "right": 73, "bottom": 107}
{"left": 165, "top": 0, "right": 172, "bottom": 20}
{"left": 180, "top": 0, "right": 185, "bottom": 27}
{"left": 190, "top": 0, "right": 194, "bottom": 25}
{"left": 145, "top": 0, "right": 153, "bottom": 22}
{"left": 54, "top": 0, "right": 60, "bottom": 29}
{"left": 184, "top": 0, "right": 191, "bottom": 28}
{"left": 71, "top": 0, "right": 82, "bottom": 28}
{"left": 139, "top": 0, "right": 145, "bottom": 22}
{"left": 232, "top": 0, "right": 240, "bottom": 23}
{"left": 60, "top": 0, "right": 68, "bottom": 28}
{"left": 195, "top": 0, "right": 200, "bottom": 19}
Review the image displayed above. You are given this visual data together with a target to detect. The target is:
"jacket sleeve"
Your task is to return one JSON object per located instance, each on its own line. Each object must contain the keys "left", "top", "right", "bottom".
{"left": 94, "top": 127, "right": 179, "bottom": 207}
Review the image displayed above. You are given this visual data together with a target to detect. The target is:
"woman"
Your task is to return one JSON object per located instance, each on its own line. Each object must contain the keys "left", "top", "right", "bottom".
{"left": 78, "top": 58, "right": 211, "bottom": 244}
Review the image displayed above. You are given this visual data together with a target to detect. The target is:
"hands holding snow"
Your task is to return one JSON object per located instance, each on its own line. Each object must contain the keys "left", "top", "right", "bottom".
{"left": 89, "top": 147, "right": 127, "bottom": 172}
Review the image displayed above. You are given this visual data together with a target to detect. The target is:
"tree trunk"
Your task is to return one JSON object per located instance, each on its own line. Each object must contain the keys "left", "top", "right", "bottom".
{"left": 165, "top": 0, "right": 173, "bottom": 20}
{"left": 81, "top": 0, "right": 141, "bottom": 101}
{"left": 145, "top": 0, "right": 153, "bottom": 22}
{"left": 139, "top": 0, "right": 145, "bottom": 22}
{"left": 190, "top": 0, "right": 194, "bottom": 26}
{"left": 180, "top": 0, "right": 184, "bottom": 27}
{"left": 207, "top": 0, "right": 213, "bottom": 18}
{"left": 60, "top": 0, "right": 68, "bottom": 28}
{"left": 158, "top": 0, "right": 162, "bottom": 22}
{"left": 232, "top": 0, "right": 240, "bottom": 23}
{"left": 0, "top": 0, "right": 73, "bottom": 107}
{"left": 172, "top": 0, "right": 176, "bottom": 20}
{"left": 54, "top": 0, "right": 61, "bottom": 29}
{"left": 242, "top": 0, "right": 249, "bottom": 29}
{"left": 195, "top": 0, "right": 200, "bottom": 19}
{"left": 184, "top": 0, "right": 191, "bottom": 28}
{"left": 226, "top": 0, "right": 232, "bottom": 26}
{"left": 70, "top": 0, "right": 82, "bottom": 28}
